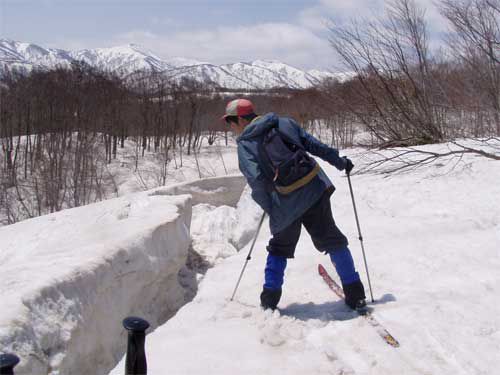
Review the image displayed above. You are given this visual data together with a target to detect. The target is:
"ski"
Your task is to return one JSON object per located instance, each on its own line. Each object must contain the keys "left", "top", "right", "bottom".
{"left": 318, "top": 264, "right": 400, "bottom": 348}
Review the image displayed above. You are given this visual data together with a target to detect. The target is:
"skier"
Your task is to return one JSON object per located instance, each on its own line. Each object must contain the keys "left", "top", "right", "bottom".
{"left": 223, "top": 98, "right": 367, "bottom": 311}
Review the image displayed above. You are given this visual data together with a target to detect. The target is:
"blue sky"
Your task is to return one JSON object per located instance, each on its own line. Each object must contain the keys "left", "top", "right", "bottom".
{"left": 1, "top": 0, "right": 446, "bottom": 70}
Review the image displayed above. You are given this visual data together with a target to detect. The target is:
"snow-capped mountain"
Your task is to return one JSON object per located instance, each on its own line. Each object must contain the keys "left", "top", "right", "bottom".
{"left": 0, "top": 39, "right": 345, "bottom": 89}
{"left": 69, "top": 44, "right": 172, "bottom": 74}
{"left": 0, "top": 39, "right": 73, "bottom": 74}
{"left": 164, "top": 61, "right": 328, "bottom": 90}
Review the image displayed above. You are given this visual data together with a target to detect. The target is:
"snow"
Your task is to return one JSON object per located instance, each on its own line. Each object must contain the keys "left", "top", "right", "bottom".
{"left": 1, "top": 134, "right": 499, "bottom": 374}
{"left": 190, "top": 204, "right": 239, "bottom": 264}
{"left": 0, "top": 134, "right": 242, "bottom": 227}
{"left": 188, "top": 183, "right": 264, "bottom": 266}
{"left": 0, "top": 164, "right": 249, "bottom": 374}
{"left": 229, "top": 184, "right": 265, "bottom": 250}
{"left": 250, "top": 60, "right": 317, "bottom": 88}
{"left": 165, "top": 56, "right": 210, "bottom": 67}
{"left": 308, "top": 69, "right": 356, "bottom": 83}
{"left": 109, "top": 144, "right": 500, "bottom": 375}
{"left": 69, "top": 44, "right": 171, "bottom": 74}
{"left": 0, "top": 191, "right": 193, "bottom": 374}
{"left": 108, "top": 137, "right": 241, "bottom": 197}
{"left": 219, "top": 61, "right": 317, "bottom": 89}
{"left": 0, "top": 39, "right": 72, "bottom": 69}
{"left": 154, "top": 174, "right": 246, "bottom": 208}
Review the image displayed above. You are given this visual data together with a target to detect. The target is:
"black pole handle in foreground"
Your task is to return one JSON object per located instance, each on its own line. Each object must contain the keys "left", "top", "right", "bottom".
{"left": 123, "top": 317, "right": 150, "bottom": 375}
{"left": 0, "top": 353, "right": 20, "bottom": 375}
{"left": 230, "top": 212, "right": 266, "bottom": 301}
{"left": 346, "top": 172, "right": 375, "bottom": 303}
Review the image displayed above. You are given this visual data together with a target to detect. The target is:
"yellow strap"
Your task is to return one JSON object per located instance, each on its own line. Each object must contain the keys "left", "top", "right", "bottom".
{"left": 249, "top": 115, "right": 262, "bottom": 125}
{"left": 275, "top": 163, "right": 321, "bottom": 195}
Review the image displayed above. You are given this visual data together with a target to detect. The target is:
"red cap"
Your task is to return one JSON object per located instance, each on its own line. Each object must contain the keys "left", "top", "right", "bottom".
{"left": 222, "top": 98, "right": 255, "bottom": 120}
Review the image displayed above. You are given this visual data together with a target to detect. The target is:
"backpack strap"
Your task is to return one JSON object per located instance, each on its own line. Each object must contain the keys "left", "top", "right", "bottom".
{"left": 257, "top": 129, "right": 278, "bottom": 191}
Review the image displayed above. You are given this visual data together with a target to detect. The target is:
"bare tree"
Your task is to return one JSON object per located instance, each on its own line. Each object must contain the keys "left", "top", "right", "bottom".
{"left": 329, "top": 0, "right": 448, "bottom": 146}
{"left": 357, "top": 137, "right": 500, "bottom": 174}
{"left": 439, "top": 0, "right": 500, "bottom": 134}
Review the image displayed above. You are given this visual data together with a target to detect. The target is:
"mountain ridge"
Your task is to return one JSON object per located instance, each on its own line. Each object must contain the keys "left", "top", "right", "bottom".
{"left": 0, "top": 38, "right": 346, "bottom": 90}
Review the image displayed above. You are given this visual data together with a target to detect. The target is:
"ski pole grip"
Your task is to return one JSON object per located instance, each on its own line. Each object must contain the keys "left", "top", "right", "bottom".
{"left": 0, "top": 353, "right": 20, "bottom": 375}
{"left": 123, "top": 317, "right": 150, "bottom": 375}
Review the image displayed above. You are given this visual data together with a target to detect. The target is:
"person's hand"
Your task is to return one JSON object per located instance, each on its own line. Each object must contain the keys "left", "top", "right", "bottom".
{"left": 343, "top": 157, "right": 354, "bottom": 174}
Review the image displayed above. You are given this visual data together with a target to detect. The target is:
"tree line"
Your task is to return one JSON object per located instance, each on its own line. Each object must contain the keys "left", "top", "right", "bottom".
{"left": 0, "top": 61, "right": 325, "bottom": 224}
{"left": 0, "top": 62, "right": 235, "bottom": 224}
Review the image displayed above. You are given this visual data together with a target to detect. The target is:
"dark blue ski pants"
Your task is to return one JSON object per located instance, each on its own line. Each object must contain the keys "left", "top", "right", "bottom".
{"left": 264, "top": 190, "right": 360, "bottom": 290}
{"left": 266, "top": 190, "right": 348, "bottom": 258}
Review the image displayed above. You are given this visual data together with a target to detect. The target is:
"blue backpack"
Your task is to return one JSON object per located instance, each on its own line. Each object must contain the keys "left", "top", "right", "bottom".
{"left": 260, "top": 125, "right": 320, "bottom": 195}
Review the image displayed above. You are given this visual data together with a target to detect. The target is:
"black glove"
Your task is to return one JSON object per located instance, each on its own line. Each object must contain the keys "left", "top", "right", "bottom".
{"left": 343, "top": 157, "right": 354, "bottom": 174}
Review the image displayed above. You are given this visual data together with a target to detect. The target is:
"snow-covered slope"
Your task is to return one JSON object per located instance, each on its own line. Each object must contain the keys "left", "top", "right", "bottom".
{"left": 69, "top": 44, "right": 172, "bottom": 74}
{"left": 1, "top": 134, "right": 499, "bottom": 373}
{"left": 0, "top": 39, "right": 72, "bottom": 74}
{"left": 0, "top": 191, "right": 193, "bottom": 374}
{"left": 106, "top": 143, "right": 500, "bottom": 375}
{"left": 0, "top": 39, "right": 72, "bottom": 67}
{"left": 164, "top": 56, "right": 209, "bottom": 68}
{"left": 219, "top": 60, "right": 319, "bottom": 89}
{"left": 0, "top": 38, "right": 344, "bottom": 89}
{"left": 165, "top": 63, "right": 252, "bottom": 89}
{"left": 308, "top": 68, "right": 355, "bottom": 83}
{"left": 0, "top": 173, "right": 251, "bottom": 374}
{"left": 165, "top": 60, "right": 323, "bottom": 90}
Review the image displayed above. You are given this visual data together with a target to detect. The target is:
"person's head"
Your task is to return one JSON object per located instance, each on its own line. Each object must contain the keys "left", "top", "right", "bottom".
{"left": 222, "top": 98, "right": 257, "bottom": 135}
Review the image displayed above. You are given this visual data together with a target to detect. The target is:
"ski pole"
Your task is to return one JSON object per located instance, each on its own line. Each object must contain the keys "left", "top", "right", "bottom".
{"left": 230, "top": 212, "right": 266, "bottom": 301}
{"left": 346, "top": 171, "right": 375, "bottom": 303}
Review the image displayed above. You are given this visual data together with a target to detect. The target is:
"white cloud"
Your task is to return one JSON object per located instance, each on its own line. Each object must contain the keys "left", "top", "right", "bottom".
{"left": 51, "top": 0, "right": 451, "bottom": 71}
{"left": 414, "top": 0, "right": 450, "bottom": 34}
{"left": 299, "top": 0, "right": 385, "bottom": 30}
{"left": 112, "top": 23, "right": 338, "bottom": 70}
{"left": 299, "top": 0, "right": 447, "bottom": 28}
{"left": 299, "top": 0, "right": 449, "bottom": 48}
